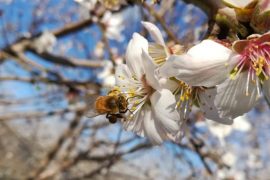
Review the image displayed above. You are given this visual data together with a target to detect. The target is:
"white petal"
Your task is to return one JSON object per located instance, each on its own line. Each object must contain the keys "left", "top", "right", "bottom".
{"left": 125, "top": 33, "right": 148, "bottom": 79}
{"left": 141, "top": 21, "right": 165, "bottom": 46}
{"left": 263, "top": 79, "right": 270, "bottom": 103}
{"left": 122, "top": 108, "right": 144, "bottom": 137}
{"left": 159, "top": 40, "right": 235, "bottom": 87}
{"left": 141, "top": 49, "right": 161, "bottom": 90}
{"left": 199, "top": 88, "right": 233, "bottom": 125}
{"left": 115, "top": 64, "right": 139, "bottom": 89}
{"left": 150, "top": 89, "right": 181, "bottom": 135}
{"left": 158, "top": 77, "right": 178, "bottom": 92}
{"left": 142, "top": 105, "right": 164, "bottom": 145}
{"left": 215, "top": 71, "right": 259, "bottom": 119}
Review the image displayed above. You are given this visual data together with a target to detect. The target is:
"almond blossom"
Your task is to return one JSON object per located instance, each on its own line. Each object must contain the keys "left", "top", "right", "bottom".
{"left": 141, "top": 21, "right": 183, "bottom": 65}
{"left": 157, "top": 40, "right": 234, "bottom": 124}
{"left": 101, "top": 11, "right": 125, "bottom": 42}
{"left": 115, "top": 33, "right": 182, "bottom": 145}
{"left": 142, "top": 22, "right": 232, "bottom": 124}
{"left": 158, "top": 32, "right": 270, "bottom": 120}
{"left": 31, "top": 31, "right": 57, "bottom": 53}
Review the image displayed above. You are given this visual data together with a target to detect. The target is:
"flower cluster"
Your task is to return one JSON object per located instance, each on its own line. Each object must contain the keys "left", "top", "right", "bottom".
{"left": 108, "top": 1, "right": 270, "bottom": 145}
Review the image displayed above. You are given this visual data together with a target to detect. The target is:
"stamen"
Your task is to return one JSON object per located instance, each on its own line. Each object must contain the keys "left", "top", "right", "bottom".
{"left": 232, "top": 37, "right": 270, "bottom": 97}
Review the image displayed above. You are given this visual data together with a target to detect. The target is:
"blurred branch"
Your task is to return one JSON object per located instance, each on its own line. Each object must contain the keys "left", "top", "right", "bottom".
{"left": 182, "top": 0, "right": 222, "bottom": 39}
{"left": 30, "top": 50, "right": 104, "bottom": 68}
{"left": 0, "top": 103, "right": 86, "bottom": 121}
{"left": 98, "top": 22, "right": 116, "bottom": 66}
{"left": 38, "top": 126, "right": 96, "bottom": 179}
{"left": 143, "top": 2, "right": 180, "bottom": 44}
{"left": 75, "top": 142, "right": 152, "bottom": 179}
{"left": 52, "top": 19, "right": 93, "bottom": 38}
{"left": 0, "top": 76, "right": 100, "bottom": 90}
{"left": 28, "top": 111, "right": 84, "bottom": 180}
{"left": 189, "top": 138, "right": 213, "bottom": 175}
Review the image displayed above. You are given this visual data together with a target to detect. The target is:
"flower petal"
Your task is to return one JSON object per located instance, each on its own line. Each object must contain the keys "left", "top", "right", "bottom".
{"left": 199, "top": 88, "right": 233, "bottom": 125}
{"left": 215, "top": 71, "right": 259, "bottom": 119}
{"left": 125, "top": 33, "right": 148, "bottom": 79}
{"left": 115, "top": 64, "right": 140, "bottom": 90}
{"left": 232, "top": 39, "right": 250, "bottom": 53}
{"left": 142, "top": 105, "right": 164, "bottom": 145}
{"left": 159, "top": 40, "right": 235, "bottom": 87}
{"left": 122, "top": 108, "right": 144, "bottom": 137}
{"left": 141, "top": 49, "right": 161, "bottom": 90}
{"left": 158, "top": 40, "right": 235, "bottom": 87}
{"left": 150, "top": 89, "right": 181, "bottom": 135}
{"left": 141, "top": 21, "right": 165, "bottom": 46}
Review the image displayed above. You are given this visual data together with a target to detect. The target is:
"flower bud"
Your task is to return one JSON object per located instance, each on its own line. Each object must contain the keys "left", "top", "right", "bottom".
{"left": 222, "top": 0, "right": 258, "bottom": 22}
{"left": 251, "top": 0, "right": 270, "bottom": 33}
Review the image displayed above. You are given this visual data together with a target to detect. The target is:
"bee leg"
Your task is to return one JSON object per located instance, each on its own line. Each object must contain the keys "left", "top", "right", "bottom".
{"left": 106, "top": 114, "right": 117, "bottom": 124}
{"left": 119, "top": 109, "right": 128, "bottom": 113}
{"left": 121, "top": 108, "right": 133, "bottom": 115}
{"left": 115, "top": 114, "right": 123, "bottom": 118}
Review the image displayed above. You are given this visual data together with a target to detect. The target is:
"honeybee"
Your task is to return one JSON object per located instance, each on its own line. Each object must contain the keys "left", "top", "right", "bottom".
{"left": 86, "top": 90, "right": 128, "bottom": 124}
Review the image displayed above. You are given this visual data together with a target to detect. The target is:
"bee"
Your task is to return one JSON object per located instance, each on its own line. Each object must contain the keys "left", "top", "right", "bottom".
{"left": 86, "top": 90, "right": 128, "bottom": 124}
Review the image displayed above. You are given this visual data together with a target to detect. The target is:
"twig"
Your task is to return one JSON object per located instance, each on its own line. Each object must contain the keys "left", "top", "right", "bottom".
{"left": 189, "top": 138, "right": 213, "bottom": 175}
{"left": 27, "top": 111, "right": 84, "bottom": 180}
{"left": 0, "top": 76, "right": 100, "bottom": 89}
{"left": 143, "top": 2, "right": 180, "bottom": 44}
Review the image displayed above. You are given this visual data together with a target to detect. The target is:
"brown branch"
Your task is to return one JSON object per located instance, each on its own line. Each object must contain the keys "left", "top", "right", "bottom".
{"left": 30, "top": 50, "right": 104, "bottom": 68}
{"left": 28, "top": 111, "right": 84, "bottom": 180}
{"left": 182, "top": 0, "right": 223, "bottom": 39}
{"left": 0, "top": 76, "right": 100, "bottom": 90}
{"left": 189, "top": 138, "right": 213, "bottom": 175}
{"left": 143, "top": 2, "right": 180, "bottom": 44}
{"left": 0, "top": 104, "right": 86, "bottom": 121}
{"left": 98, "top": 22, "right": 116, "bottom": 66}
{"left": 74, "top": 142, "right": 151, "bottom": 179}
{"left": 37, "top": 121, "right": 112, "bottom": 180}
{"left": 51, "top": 19, "right": 93, "bottom": 38}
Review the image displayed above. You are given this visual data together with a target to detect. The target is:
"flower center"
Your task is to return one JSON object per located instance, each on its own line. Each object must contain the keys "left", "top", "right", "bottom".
{"left": 230, "top": 39, "right": 270, "bottom": 96}
{"left": 148, "top": 43, "right": 183, "bottom": 65}
{"left": 116, "top": 74, "right": 155, "bottom": 118}
{"left": 230, "top": 41, "right": 270, "bottom": 82}
{"left": 141, "top": 74, "right": 154, "bottom": 96}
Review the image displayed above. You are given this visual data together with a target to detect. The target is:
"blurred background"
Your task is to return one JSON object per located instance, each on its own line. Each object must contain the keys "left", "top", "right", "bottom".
{"left": 0, "top": 0, "right": 269, "bottom": 179}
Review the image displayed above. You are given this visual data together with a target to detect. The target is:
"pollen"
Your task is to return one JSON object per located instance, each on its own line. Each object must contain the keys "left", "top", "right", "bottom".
{"left": 118, "top": 75, "right": 125, "bottom": 80}
{"left": 128, "top": 88, "right": 136, "bottom": 97}
{"left": 231, "top": 35, "right": 270, "bottom": 97}
{"left": 132, "top": 75, "right": 137, "bottom": 80}
{"left": 253, "top": 56, "right": 265, "bottom": 76}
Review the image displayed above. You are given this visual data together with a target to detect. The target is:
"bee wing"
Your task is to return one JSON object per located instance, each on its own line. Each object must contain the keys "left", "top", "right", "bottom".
{"left": 84, "top": 94, "right": 100, "bottom": 118}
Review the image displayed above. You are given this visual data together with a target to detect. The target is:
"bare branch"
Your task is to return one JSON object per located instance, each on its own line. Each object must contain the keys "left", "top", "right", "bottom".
{"left": 143, "top": 2, "right": 180, "bottom": 44}
{"left": 28, "top": 111, "right": 84, "bottom": 180}
{"left": 30, "top": 50, "right": 104, "bottom": 68}
{"left": 0, "top": 104, "right": 86, "bottom": 121}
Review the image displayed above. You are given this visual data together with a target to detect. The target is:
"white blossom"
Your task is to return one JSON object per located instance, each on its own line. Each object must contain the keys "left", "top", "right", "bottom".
{"left": 160, "top": 32, "right": 270, "bottom": 120}
{"left": 32, "top": 31, "right": 57, "bottom": 53}
{"left": 158, "top": 40, "right": 234, "bottom": 124}
{"left": 115, "top": 33, "right": 182, "bottom": 144}
{"left": 101, "top": 11, "right": 124, "bottom": 42}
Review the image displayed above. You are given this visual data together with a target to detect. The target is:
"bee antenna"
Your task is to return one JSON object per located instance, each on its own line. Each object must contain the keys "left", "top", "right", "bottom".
{"left": 127, "top": 108, "right": 133, "bottom": 115}
{"left": 126, "top": 95, "right": 141, "bottom": 101}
